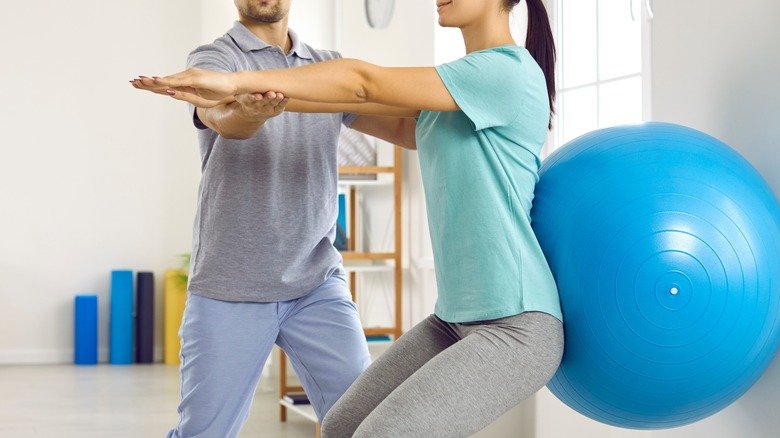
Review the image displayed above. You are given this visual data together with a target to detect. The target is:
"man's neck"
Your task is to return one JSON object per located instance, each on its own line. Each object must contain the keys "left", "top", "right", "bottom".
{"left": 239, "top": 16, "right": 292, "bottom": 53}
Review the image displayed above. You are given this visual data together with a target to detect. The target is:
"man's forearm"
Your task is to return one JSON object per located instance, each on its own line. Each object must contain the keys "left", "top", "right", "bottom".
{"left": 197, "top": 101, "right": 268, "bottom": 140}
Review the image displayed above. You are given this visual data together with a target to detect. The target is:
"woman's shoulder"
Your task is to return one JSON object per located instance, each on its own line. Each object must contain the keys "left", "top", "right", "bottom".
{"left": 469, "top": 44, "right": 528, "bottom": 58}
{"left": 457, "top": 45, "right": 535, "bottom": 72}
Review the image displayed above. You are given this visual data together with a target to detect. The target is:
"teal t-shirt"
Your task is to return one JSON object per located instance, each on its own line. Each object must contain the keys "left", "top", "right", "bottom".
{"left": 416, "top": 45, "right": 563, "bottom": 323}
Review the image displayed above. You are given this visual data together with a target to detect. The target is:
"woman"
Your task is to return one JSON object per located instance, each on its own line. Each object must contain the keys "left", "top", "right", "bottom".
{"left": 134, "top": 0, "right": 563, "bottom": 436}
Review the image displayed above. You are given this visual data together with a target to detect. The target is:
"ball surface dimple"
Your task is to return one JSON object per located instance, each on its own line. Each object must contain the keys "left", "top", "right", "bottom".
{"left": 531, "top": 123, "right": 780, "bottom": 429}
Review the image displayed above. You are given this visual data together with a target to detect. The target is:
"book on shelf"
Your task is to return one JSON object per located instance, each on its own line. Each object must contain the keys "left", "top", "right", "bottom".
{"left": 366, "top": 335, "right": 392, "bottom": 342}
{"left": 338, "top": 129, "right": 377, "bottom": 181}
{"left": 335, "top": 192, "right": 349, "bottom": 251}
{"left": 283, "top": 392, "right": 310, "bottom": 405}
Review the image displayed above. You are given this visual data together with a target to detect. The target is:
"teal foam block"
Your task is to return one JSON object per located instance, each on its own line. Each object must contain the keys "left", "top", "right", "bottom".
{"left": 109, "top": 270, "right": 134, "bottom": 364}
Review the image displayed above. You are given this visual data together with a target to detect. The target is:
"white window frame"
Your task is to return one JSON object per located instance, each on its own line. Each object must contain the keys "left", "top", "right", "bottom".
{"left": 545, "top": 0, "right": 653, "bottom": 155}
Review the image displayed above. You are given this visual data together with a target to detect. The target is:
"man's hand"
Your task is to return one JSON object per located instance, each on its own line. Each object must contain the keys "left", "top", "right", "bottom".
{"left": 198, "top": 91, "right": 287, "bottom": 138}
{"left": 131, "top": 75, "right": 289, "bottom": 138}
{"left": 233, "top": 91, "right": 289, "bottom": 122}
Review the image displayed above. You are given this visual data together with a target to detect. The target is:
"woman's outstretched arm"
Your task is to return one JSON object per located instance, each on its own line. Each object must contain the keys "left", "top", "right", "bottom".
{"left": 131, "top": 76, "right": 419, "bottom": 149}
{"left": 141, "top": 59, "right": 459, "bottom": 113}
{"left": 284, "top": 99, "right": 419, "bottom": 118}
{"left": 236, "top": 59, "right": 458, "bottom": 111}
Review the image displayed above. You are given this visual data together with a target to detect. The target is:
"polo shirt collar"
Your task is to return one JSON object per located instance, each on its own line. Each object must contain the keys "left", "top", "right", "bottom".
{"left": 288, "top": 28, "right": 313, "bottom": 59}
{"left": 227, "top": 21, "right": 313, "bottom": 59}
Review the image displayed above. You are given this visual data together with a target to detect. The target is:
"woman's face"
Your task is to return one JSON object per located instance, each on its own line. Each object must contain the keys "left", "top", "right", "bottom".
{"left": 436, "top": 0, "right": 501, "bottom": 28}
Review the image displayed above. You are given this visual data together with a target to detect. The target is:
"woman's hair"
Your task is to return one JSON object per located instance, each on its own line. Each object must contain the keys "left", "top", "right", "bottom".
{"left": 505, "top": 0, "right": 556, "bottom": 129}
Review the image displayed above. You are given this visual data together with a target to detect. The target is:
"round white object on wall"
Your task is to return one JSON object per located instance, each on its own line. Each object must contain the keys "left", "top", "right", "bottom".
{"left": 365, "top": 0, "right": 395, "bottom": 29}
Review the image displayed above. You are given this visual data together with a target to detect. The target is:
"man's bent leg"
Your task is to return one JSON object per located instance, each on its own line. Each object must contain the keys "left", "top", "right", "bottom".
{"left": 276, "top": 272, "right": 372, "bottom": 421}
{"left": 167, "top": 294, "right": 279, "bottom": 438}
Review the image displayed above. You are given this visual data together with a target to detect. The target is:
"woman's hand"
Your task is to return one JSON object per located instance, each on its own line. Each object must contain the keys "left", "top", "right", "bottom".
{"left": 130, "top": 68, "right": 239, "bottom": 107}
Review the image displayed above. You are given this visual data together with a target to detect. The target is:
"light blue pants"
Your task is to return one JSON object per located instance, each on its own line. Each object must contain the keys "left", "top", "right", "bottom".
{"left": 167, "top": 272, "right": 371, "bottom": 438}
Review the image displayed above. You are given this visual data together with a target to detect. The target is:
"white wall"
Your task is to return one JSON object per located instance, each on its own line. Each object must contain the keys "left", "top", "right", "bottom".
{"left": 535, "top": 1, "right": 780, "bottom": 437}
{"left": 199, "top": 0, "right": 338, "bottom": 50}
{"left": 289, "top": 0, "right": 338, "bottom": 50}
{"left": 0, "top": 0, "right": 344, "bottom": 367}
{"left": 651, "top": 0, "right": 780, "bottom": 198}
{"left": 0, "top": 1, "right": 203, "bottom": 363}
{"left": 650, "top": 1, "right": 780, "bottom": 435}
{"left": 200, "top": 0, "right": 237, "bottom": 42}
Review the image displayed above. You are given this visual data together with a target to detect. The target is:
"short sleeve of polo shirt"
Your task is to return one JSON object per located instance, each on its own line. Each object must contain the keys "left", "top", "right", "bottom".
{"left": 435, "top": 48, "right": 526, "bottom": 131}
{"left": 187, "top": 45, "right": 235, "bottom": 73}
{"left": 186, "top": 45, "right": 236, "bottom": 129}
{"left": 341, "top": 102, "right": 359, "bottom": 129}
{"left": 331, "top": 51, "right": 359, "bottom": 128}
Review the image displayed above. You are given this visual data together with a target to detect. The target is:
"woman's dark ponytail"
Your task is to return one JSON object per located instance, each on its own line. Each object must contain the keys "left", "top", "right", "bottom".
{"left": 507, "top": 0, "right": 556, "bottom": 129}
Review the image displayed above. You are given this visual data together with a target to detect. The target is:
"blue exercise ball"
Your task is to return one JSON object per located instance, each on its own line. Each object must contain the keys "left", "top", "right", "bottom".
{"left": 531, "top": 122, "right": 780, "bottom": 429}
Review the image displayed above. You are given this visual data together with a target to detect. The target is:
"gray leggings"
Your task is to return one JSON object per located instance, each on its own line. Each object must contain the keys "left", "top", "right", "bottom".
{"left": 320, "top": 311, "right": 564, "bottom": 437}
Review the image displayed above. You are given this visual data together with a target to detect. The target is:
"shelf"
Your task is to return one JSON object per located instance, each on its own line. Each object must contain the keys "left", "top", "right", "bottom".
{"left": 279, "top": 399, "right": 318, "bottom": 423}
{"left": 280, "top": 148, "right": 403, "bottom": 435}
{"left": 341, "top": 252, "right": 396, "bottom": 261}
{"left": 338, "top": 166, "right": 396, "bottom": 174}
{"left": 366, "top": 340, "right": 394, "bottom": 349}
{"left": 337, "top": 179, "right": 393, "bottom": 187}
{"left": 343, "top": 260, "right": 395, "bottom": 273}
{"left": 363, "top": 327, "right": 398, "bottom": 337}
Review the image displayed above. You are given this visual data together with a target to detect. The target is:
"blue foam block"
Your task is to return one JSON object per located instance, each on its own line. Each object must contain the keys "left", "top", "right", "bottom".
{"left": 109, "top": 270, "right": 134, "bottom": 364}
{"left": 74, "top": 295, "right": 98, "bottom": 365}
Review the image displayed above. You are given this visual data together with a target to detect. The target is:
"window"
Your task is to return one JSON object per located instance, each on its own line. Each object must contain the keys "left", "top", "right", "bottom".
{"left": 550, "top": 0, "right": 652, "bottom": 152}
{"left": 432, "top": 1, "right": 652, "bottom": 154}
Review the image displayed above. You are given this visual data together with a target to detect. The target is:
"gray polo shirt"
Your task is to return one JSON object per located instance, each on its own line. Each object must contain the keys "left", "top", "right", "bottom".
{"left": 186, "top": 22, "right": 356, "bottom": 302}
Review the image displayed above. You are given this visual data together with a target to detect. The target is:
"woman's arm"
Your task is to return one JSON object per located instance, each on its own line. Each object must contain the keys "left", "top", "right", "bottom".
{"left": 145, "top": 59, "right": 458, "bottom": 113}
{"left": 132, "top": 75, "right": 419, "bottom": 147}
{"left": 285, "top": 99, "right": 419, "bottom": 118}
{"left": 235, "top": 59, "right": 457, "bottom": 111}
{"left": 349, "top": 115, "right": 417, "bottom": 150}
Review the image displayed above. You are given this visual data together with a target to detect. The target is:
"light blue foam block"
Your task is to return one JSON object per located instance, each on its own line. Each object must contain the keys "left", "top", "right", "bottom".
{"left": 109, "top": 270, "right": 134, "bottom": 364}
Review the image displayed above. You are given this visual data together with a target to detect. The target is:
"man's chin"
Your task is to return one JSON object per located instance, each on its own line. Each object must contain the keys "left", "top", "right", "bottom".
{"left": 249, "top": 9, "right": 286, "bottom": 23}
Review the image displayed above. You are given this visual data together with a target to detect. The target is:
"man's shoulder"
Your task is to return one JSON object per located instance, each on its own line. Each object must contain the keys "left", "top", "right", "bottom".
{"left": 186, "top": 33, "right": 244, "bottom": 70}
{"left": 304, "top": 43, "right": 345, "bottom": 62}
{"left": 189, "top": 33, "right": 240, "bottom": 58}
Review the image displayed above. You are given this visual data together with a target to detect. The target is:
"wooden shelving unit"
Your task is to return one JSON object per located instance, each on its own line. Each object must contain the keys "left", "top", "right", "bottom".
{"left": 278, "top": 147, "right": 404, "bottom": 436}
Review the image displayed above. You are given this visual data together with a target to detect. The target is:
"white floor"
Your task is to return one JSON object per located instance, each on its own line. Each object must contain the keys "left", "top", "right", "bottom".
{"left": 0, "top": 364, "right": 316, "bottom": 438}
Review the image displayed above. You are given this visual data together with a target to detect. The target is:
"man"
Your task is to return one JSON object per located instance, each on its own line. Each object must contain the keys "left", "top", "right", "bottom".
{"left": 156, "top": 1, "right": 394, "bottom": 436}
